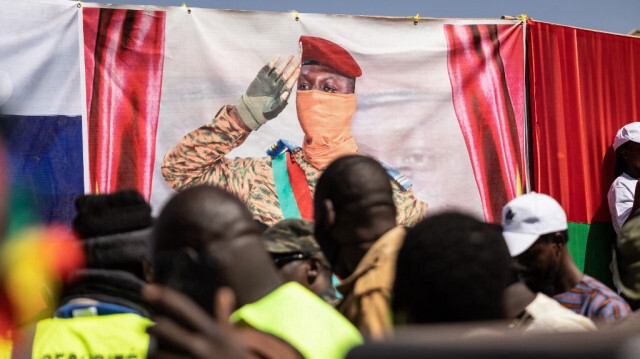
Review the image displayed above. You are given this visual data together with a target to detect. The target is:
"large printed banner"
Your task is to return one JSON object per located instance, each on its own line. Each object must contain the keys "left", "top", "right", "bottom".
{"left": 4, "top": 0, "right": 640, "bottom": 293}
{"left": 0, "top": 1, "right": 525, "bottom": 226}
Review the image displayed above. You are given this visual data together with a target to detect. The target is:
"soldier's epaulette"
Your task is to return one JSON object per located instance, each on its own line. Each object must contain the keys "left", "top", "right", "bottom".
{"left": 266, "top": 139, "right": 301, "bottom": 158}
{"left": 379, "top": 160, "right": 412, "bottom": 191}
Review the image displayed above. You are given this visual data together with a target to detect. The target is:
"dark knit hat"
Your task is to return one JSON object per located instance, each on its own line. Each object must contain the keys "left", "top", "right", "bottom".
{"left": 71, "top": 189, "right": 153, "bottom": 281}
{"left": 72, "top": 189, "right": 152, "bottom": 239}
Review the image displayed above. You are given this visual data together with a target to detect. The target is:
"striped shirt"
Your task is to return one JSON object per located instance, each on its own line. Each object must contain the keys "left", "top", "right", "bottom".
{"left": 553, "top": 274, "right": 631, "bottom": 324}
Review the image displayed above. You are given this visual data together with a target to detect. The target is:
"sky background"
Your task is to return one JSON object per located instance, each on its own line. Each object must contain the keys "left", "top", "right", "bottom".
{"left": 96, "top": 0, "right": 639, "bottom": 35}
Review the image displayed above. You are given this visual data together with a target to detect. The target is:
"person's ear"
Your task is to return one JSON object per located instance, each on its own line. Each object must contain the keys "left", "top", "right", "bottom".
{"left": 306, "top": 257, "right": 322, "bottom": 285}
{"left": 552, "top": 233, "right": 565, "bottom": 256}
{"left": 323, "top": 199, "right": 335, "bottom": 227}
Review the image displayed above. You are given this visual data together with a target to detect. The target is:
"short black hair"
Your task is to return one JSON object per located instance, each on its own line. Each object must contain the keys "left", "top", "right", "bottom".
{"left": 314, "top": 155, "right": 394, "bottom": 226}
{"left": 153, "top": 185, "right": 255, "bottom": 252}
{"left": 393, "top": 212, "right": 511, "bottom": 324}
{"left": 313, "top": 155, "right": 395, "bottom": 262}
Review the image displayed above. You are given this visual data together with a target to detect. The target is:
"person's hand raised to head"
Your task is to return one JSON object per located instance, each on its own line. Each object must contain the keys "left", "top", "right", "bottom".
{"left": 235, "top": 55, "right": 301, "bottom": 131}
{"left": 143, "top": 284, "right": 248, "bottom": 359}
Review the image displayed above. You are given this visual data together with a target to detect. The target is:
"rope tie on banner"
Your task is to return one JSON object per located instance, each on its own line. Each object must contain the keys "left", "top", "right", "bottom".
{"left": 290, "top": 10, "right": 300, "bottom": 21}
{"left": 77, "top": 1, "right": 82, "bottom": 8}
{"left": 182, "top": 2, "right": 191, "bottom": 14}
{"left": 413, "top": 13, "right": 420, "bottom": 25}
{"left": 501, "top": 14, "right": 530, "bottom": 23}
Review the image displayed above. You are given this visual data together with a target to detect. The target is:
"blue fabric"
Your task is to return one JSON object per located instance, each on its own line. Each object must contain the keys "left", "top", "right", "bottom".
{"left": 553, "top": 274, "right": 631, "bottom": 324}
{"left": 379, "top": 160, "right": 412, "bottom": 191}
{"left": 332, "top": 274, "right": 343, "bottom": 300}
{"left": 0, "top": 115, "right": 84, "bottom": 225}
{"left": 266, "top": 139, "right": 301, "bottom": 158}
{"left": 55, "top": 302, "right": 143, "bottom": 318}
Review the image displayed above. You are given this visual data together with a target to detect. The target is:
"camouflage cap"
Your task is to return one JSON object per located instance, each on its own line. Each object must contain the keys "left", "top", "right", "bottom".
{"left": 263, "top": 218, "right": 330, "bottom": 267}
{"left": 613, "top": 212, "right": 640, "bottom": 300}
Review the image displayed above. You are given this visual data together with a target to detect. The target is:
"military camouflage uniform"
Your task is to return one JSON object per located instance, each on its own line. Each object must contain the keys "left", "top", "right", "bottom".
{"left": 263, "top": 218, "right": 327, "bottom": 265}
{"left": 161, "top": 105, "right": 428, "bottom": 227}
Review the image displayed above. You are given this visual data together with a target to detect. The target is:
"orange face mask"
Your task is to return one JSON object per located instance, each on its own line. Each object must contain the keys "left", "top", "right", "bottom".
{"left": 296, "top": 90, "right": 358, "bottom": 169}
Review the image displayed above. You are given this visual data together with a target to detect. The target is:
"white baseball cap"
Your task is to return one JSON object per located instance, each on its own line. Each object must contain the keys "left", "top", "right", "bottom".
{"left": 613, "top": 122, "right": 640, "bottom": 151}
{"left": 501, "top": 192, "right": 567, "bottom": 257}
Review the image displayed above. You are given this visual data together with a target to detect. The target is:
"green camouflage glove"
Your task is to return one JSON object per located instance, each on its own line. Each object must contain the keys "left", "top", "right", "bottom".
{"left": 235, "top": 63, "right": 292, "bottom": 130}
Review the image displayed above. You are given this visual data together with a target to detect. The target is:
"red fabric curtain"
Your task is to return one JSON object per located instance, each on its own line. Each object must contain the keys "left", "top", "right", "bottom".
{"left": 445, "top": 24, "right": 525, "bottom": 222}
{"left": 83, "top": 9, "right": 165, "bottom": 200}
{"left": 528, "top": 21, "right": 640, "bottom": 223}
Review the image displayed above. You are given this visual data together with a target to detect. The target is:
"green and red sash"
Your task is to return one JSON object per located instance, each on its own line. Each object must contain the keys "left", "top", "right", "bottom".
{"left": 272, "top": 151, "right": 314, "bottom": 221}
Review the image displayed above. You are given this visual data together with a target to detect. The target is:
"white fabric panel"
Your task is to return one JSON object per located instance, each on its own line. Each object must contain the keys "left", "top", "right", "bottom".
{"left": 0, "top": 0, "right": 82, "bottom": 116}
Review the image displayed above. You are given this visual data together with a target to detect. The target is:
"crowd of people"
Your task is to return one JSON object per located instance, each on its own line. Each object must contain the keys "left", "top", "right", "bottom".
{"left": 5, "top": 148, "right": 640, "bottom": 358}
{"left": 3, "top": 34, "right": 640, "bottom": 358}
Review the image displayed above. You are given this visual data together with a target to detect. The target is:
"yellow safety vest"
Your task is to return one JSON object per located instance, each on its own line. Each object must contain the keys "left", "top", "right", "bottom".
{"left": 32, "top": 313, "right": 152, "bottom": 359}
{"left": 0, "top": 336, "right": 11, "bottom": 359}
{"left": 231, "top": 282, "right": 363, "bottom": 359}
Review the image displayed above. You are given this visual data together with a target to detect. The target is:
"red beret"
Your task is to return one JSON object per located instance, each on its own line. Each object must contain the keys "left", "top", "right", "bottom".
{"left": 299, "top": 36, "right": 362, "bottom": 78}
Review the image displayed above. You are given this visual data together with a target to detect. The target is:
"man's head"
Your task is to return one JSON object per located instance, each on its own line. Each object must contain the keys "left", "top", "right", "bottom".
{"left": 263, "top": 219, "right": 334, "bottom": 299}
{"left": 614, "top": 122, "right": 640, "bottom": 177}
{"left": 152, "top": 185, "right": 281, "bottom": 313}
{"left": 501, "top": 192, "right": 569, "bottom": 296}
{"left": 296, "top": 36, "right": 362, "bottom": 170}
{"left": 613, "top": 122, "right": 640, "bottom": 152}
{"left": 153, "top": 185, "right": 257, "bottom": 252}
{"left": 314, "top": 155, "right": 396, "bottom": 279}
{"left": 392, "top": 212, "right": 511, "bottom": 324}
{"left": 297, "top": 36, "right": 361, "bottom": 95}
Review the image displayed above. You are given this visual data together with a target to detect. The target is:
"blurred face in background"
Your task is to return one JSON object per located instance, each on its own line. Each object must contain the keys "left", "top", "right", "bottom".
{"left": 515, "top": 233, "right": 562, "bottom": 296}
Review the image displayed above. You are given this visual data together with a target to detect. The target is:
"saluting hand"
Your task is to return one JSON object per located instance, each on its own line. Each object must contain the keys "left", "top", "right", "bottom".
{"left": 235, "top": 55, "right": 301, "bottom": 130}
